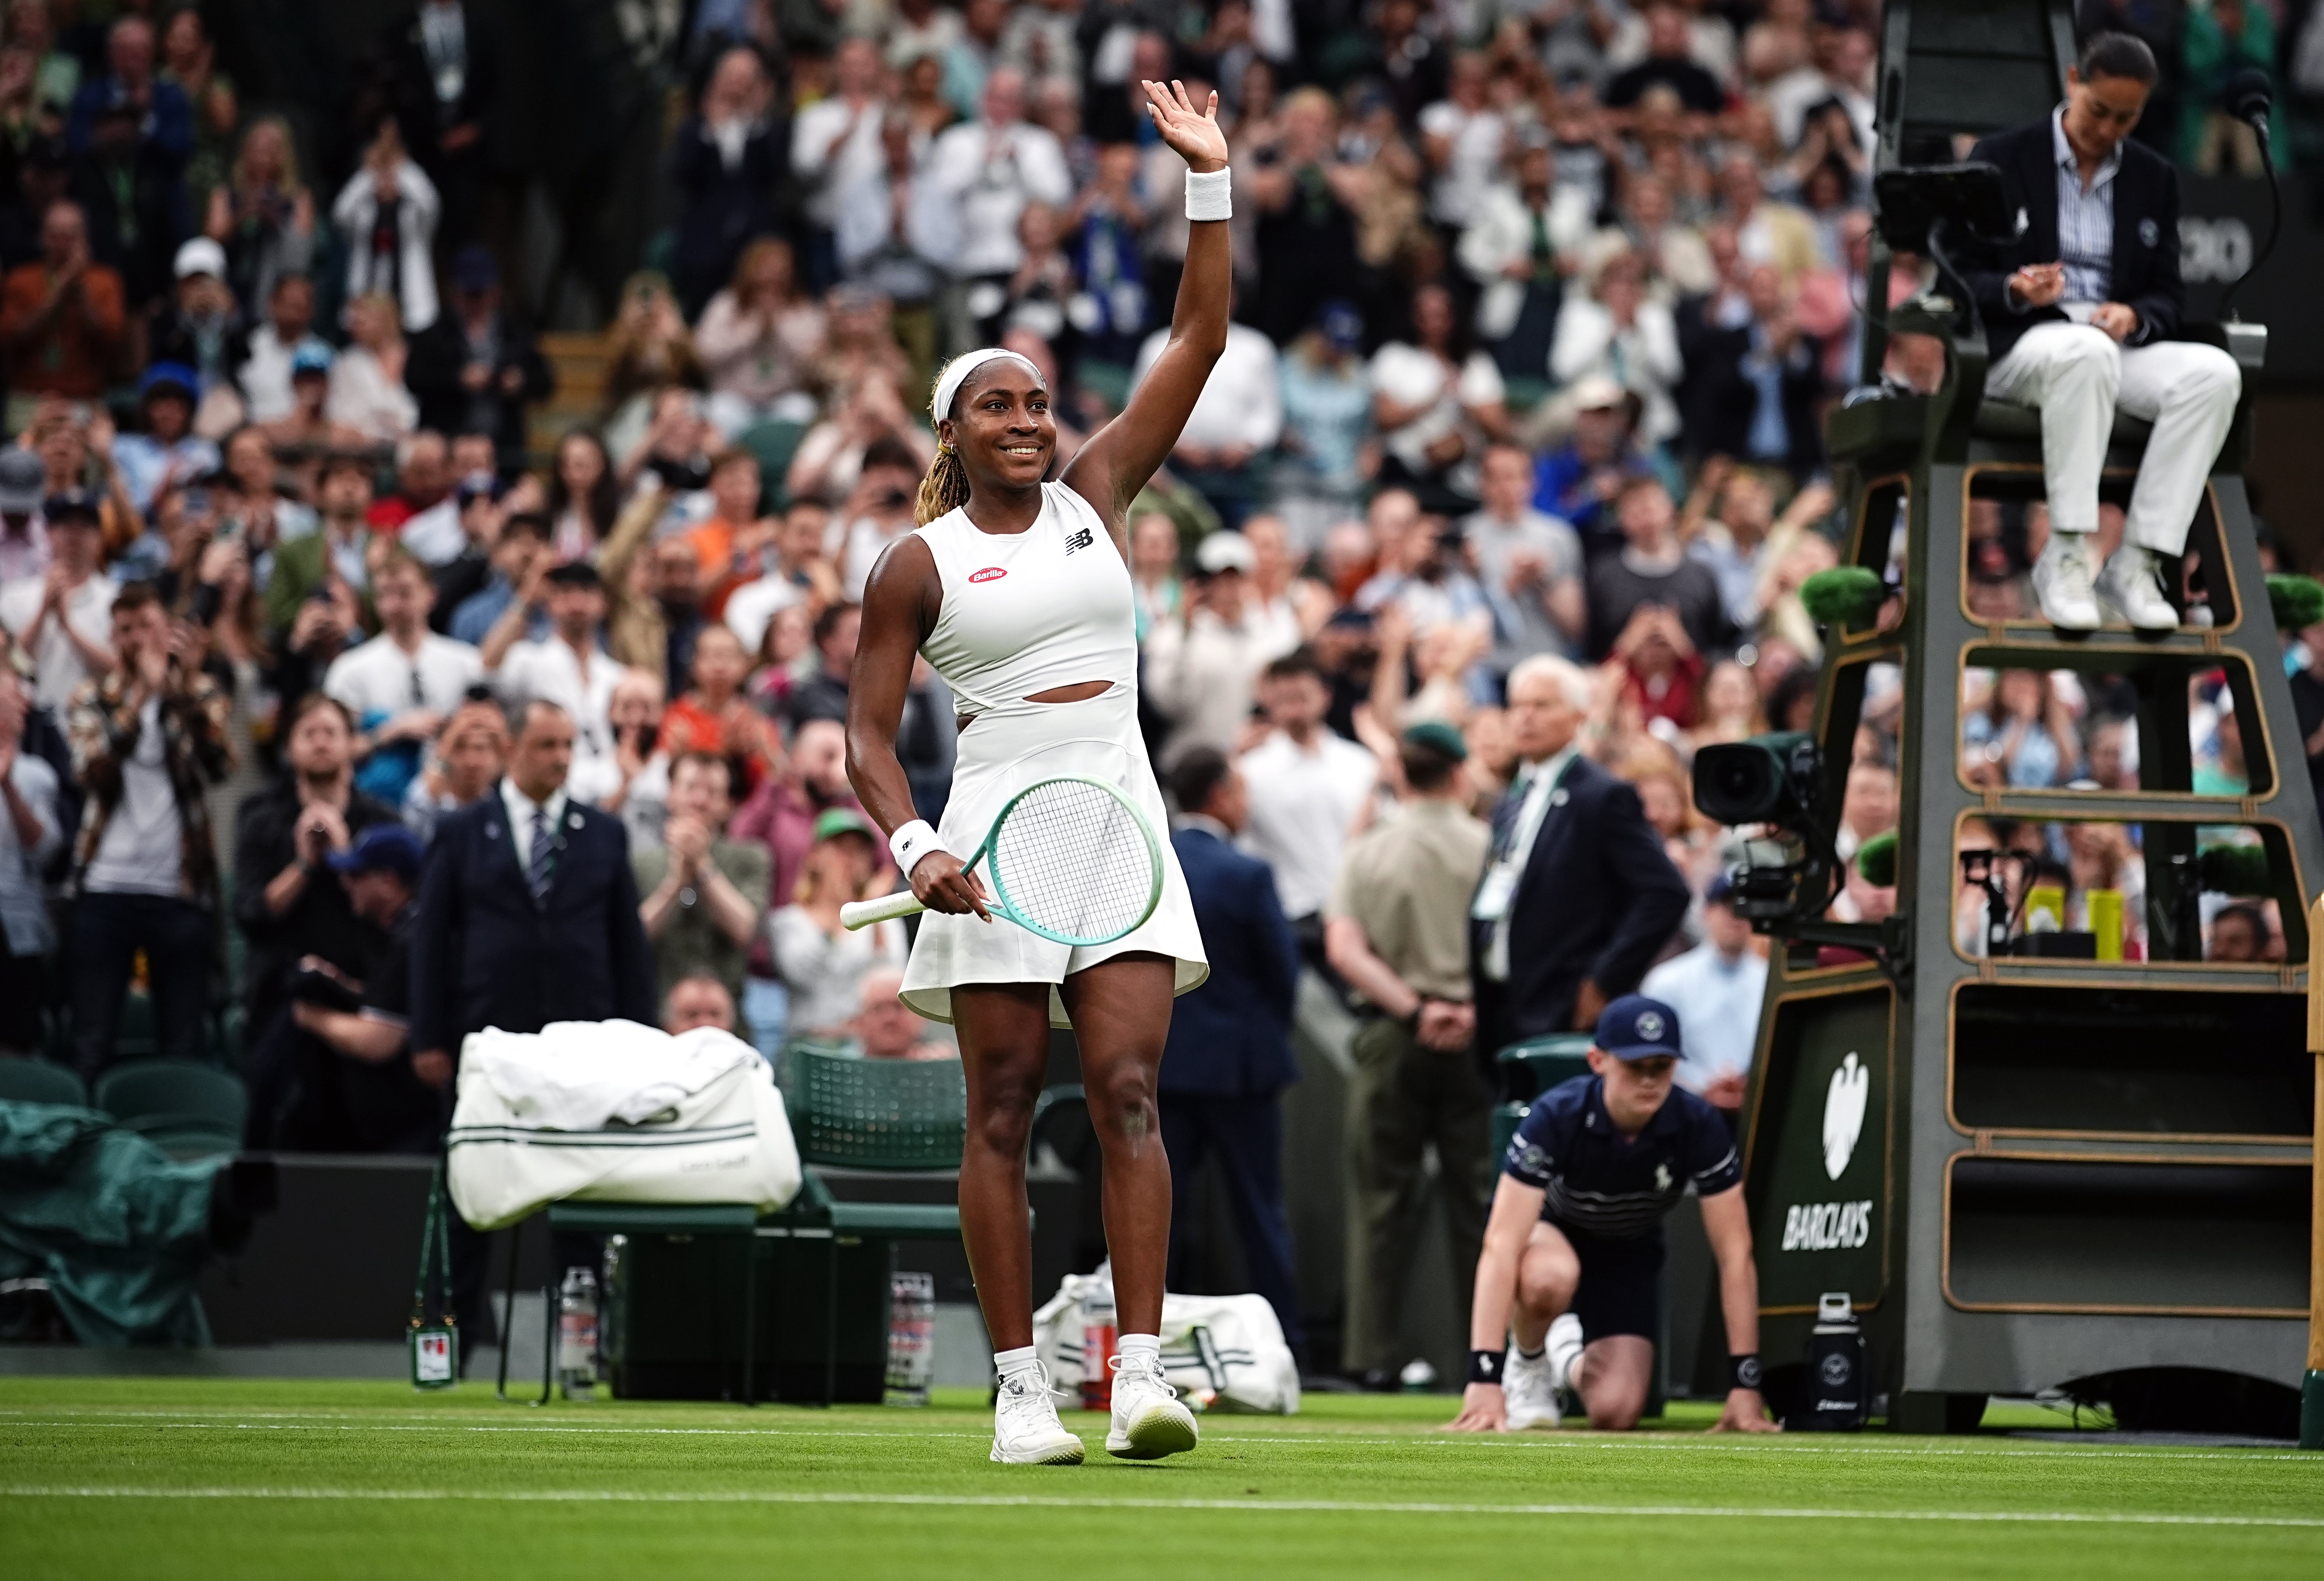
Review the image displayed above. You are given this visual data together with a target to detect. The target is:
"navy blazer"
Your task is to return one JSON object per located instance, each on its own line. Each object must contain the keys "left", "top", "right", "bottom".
{"left": 1957, "top": 114, "right": 2185, "bottom": 362}
{"left": 1159, "top": 826, "right": 1301, "bottom": 1098}
{"left": 408, "top": 783, "right": 658, "bottom": 1058}
{"left": 1471, "top": 755, "right": 1689, "bottom": 1050}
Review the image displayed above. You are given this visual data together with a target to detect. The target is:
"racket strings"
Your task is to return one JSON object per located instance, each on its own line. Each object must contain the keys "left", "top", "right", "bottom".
{"left": 990, "top": 779, "right": 1154, "bottom": 944}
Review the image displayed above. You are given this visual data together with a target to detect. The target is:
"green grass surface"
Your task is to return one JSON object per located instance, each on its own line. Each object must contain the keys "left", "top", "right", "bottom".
{"left": 2, "top": 1378, "right": 2320, "bottom": 1578}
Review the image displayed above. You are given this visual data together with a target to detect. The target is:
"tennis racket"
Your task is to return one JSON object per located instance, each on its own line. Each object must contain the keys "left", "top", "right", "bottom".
{"left": 839, "top": 775, "right": 1165, "bottom": 947}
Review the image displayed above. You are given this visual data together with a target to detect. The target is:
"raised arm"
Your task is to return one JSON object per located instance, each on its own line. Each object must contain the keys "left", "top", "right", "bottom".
{"left": 845, "top": 534, "right": 989, "bottom": 920}
{"left": 1062, "top": 80, "right": 1231, "bottom": 535}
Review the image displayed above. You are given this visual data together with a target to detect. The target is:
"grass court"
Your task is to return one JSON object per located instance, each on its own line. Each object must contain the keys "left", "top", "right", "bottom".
{"left": 3, "top": 1378, "right": 2321, "bottom": 1578}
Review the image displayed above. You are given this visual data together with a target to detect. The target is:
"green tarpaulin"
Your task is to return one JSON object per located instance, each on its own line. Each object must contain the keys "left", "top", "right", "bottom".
{"left": 0, "top": 1101, "right": 223, "bottom": 1346}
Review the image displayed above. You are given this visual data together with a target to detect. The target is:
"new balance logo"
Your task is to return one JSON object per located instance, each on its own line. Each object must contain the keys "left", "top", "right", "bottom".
{"left": 1065, "top": 527, "right": 1095, "bottom": 554}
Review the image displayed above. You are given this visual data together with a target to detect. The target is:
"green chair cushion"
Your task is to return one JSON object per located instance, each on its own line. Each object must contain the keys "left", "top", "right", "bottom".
{"left": 94, "top": 1058, "right": 247, "bottom": 1132}
{"left": 0, "top": 1059, "right": 89, "bottom": 1109}
{"left": 780, "top": 1044, "right": 966, "bottom": 1170}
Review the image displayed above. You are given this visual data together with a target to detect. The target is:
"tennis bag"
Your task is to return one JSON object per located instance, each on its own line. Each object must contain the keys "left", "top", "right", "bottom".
{"left": 445, "top": 1020, "right": 801, "bottom": 1230}
{"left": 1031, "top": 1265, "right": 1301, "bottom": 1414}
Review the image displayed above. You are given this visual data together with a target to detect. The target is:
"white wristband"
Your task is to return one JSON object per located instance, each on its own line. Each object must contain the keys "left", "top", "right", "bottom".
{"left": 890, "top": 819, "right": 947, "bottom": 879}
{"left": 1185, "top": 167, "right": 1232, "bottom": 223}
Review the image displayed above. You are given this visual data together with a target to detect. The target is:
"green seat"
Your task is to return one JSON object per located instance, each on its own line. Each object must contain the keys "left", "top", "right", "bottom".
{"left": 1491, "top": 1034, "right": 1596, "bottom": 1162}
{"left": 94, "top": 1058, "right": 247, "bottom": 1135}
{"left": 0, "top": 1058, "right": 88, "bottom": 1108}
{"left": 113, "top": 992, "right": 158, "bottom": 1061}
{"left": 735, "top": 420, "right": 809, "bottom": 511}
{"left": 780, "top": 1043, "right": 965, "bottom": 1170}
{"left": 129, "top": 1119, "right": 242, "bottom": 1160}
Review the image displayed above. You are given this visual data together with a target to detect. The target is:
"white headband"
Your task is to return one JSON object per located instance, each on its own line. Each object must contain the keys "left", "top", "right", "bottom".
{"left": 931, "top": 348, "right": 1044, "bottom": 425}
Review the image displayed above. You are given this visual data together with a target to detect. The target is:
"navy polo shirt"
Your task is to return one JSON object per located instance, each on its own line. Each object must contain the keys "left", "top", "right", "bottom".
{"left": 1503, "top": 1075, "right": 1741, "bottom": 1240}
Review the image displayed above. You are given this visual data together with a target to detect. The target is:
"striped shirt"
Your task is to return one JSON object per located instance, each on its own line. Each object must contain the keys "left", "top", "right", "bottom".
{"left": 2051, "top": 106, "right": 2118, "bottom": 309}
{"left": 1503, "top": 1075, "right": 1742, "bottom": 1240}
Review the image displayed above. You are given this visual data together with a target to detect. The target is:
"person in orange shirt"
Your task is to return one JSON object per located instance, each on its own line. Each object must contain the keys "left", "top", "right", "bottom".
{"left": 0, "top": 201, "right": 127, "bottom": 429}
{"left": 682, "top": 448, "right": 772, "bottom": 582}
{"left": 657, "top": 623, "right": 778, "bottom": 792}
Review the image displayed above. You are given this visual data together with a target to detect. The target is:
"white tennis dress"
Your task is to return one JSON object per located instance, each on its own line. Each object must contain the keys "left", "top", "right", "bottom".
{"left": 898, "top": 481, "right": 1209, "bottom": 1026}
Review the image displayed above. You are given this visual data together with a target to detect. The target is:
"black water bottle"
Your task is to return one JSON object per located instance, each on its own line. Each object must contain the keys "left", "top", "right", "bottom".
{"left": 1799, "top": 1292, "right": 1868, "bottom": 1431}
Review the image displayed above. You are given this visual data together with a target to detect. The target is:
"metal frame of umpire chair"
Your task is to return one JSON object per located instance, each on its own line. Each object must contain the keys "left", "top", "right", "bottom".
{"left": 1737, "top": 0, "right": 2321, "bottom": 1431}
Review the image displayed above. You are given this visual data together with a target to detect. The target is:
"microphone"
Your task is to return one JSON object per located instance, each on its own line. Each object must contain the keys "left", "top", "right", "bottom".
{"left": 2216, "top": 67, "right": 2280, "bottom": 338}
{"left": 2228, "top": 66, "right": 2273, "bottom": 128}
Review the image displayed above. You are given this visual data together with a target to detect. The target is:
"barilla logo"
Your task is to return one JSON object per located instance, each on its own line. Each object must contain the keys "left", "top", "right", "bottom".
{"left": 969, "top": 567, "right": 1007, "bottom": 583}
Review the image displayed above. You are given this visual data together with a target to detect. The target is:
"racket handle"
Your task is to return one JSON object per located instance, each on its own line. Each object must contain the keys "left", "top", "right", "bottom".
{"left": 841, "top": 888, "right": 927, "bottom": 930}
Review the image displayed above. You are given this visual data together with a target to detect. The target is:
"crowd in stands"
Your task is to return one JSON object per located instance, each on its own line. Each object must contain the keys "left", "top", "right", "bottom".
{"left": 0, "top": 0, "right": 2306, "bottom": 1179}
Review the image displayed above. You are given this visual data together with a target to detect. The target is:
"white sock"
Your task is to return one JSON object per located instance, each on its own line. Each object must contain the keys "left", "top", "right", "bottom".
{"left": 1515, "top": 1343, "right": 1545, "bottom": 1361}
{"left": 993, "top": 1344, "right": 1040, "bottom": 1382}
{"left": 1116, "top": 1333, "right": 1161, "bottom": 1371}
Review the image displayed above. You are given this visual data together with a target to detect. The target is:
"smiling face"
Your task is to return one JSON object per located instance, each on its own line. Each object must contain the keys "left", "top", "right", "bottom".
{"left": 941, "top": 363, "right": 1054, "bottom": 494}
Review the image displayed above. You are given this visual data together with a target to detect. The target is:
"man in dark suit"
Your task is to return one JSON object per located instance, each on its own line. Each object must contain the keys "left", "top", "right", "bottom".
{"left": 378, "top": 0, "right": 501, "bottom": 253}
{"left": 408, "top": 695, "right": 656, "bottom": 1332}
{"left": 1956, "top": 31, "right": 2242, "bottom": 634}
{"left": 1159, "top": 748, "right": 1305, "bottom": 1359}
{"left": 1469, "top": 656, "right": 1689, "bottom": 1063}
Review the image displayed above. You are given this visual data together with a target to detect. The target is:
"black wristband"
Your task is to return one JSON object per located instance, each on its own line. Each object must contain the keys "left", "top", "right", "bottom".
{"left": 1729, "top": 1353, "right": 1762, "bottom": 1392}
{"left": 1468, "top": 1348, "right": 1507, "bottom": 1386}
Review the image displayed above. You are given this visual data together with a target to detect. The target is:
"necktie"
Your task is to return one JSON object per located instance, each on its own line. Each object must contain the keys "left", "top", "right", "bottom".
{"left": 1491, "top": 770, "right": 1533, "bottom": 859}
{"left": 529, "top": 808, "right": 557, "bottom": 904}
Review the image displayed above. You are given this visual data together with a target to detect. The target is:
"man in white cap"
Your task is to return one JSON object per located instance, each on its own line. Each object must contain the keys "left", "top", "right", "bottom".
{"left": 150, "top": 235, "right": 243, "bottom": 412}
{"left": 1141, "top": 529, "right": 1299, "bottom": 767}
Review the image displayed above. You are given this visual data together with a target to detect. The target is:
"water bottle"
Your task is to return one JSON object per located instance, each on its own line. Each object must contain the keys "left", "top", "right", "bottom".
{"left": 557, "top": 1266, "right": 599, "bottom": 1401}
{"left": 1079, "top": 1279, "right": 1117, "bottom": 1413}
{"left": 885, "top": 1271, "right": 935, "bottom": 1407}
{"left": 1799, "top": 1291, "right": 1867, "bottom": 1431}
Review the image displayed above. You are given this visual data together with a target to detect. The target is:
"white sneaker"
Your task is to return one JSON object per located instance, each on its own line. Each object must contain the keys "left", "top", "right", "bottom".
{"left": 1545, "top": 1313, "right": 1586, "bottom": 1397}
{"left": 1502, "top": 1346, "right": 1562, "bottom": 1430}
{"left": 1105, "top": 1351, "right": 1199, "bottom": 1460}
{"left": 2095, "top": 545, "right": 2180, "bottom": 630}
{"left": 2031, "top": 533, "right": 2102, "bottom": 630}
{"left": 990, "top": 1365, "right": 1085, "bottom": 1465}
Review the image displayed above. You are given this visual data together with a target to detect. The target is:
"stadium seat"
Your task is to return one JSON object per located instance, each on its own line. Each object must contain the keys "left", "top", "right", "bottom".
{"left": 734, "top": 419, "right": 809, "bottom": 511}
{"left": 0, "top": 1058, "right": 89, "bottom": 1109}
{"left": 1490, "top": 1034, "right": 1594, "bottom": 1163}
{"left": 778, "top": 1041, "right": 965, "bottom": 1170}
{"left": 94, "top": 1058, "right": 249, "bottom": 1141}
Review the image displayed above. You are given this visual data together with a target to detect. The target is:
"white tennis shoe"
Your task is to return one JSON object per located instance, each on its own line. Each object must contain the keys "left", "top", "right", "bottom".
{"left": 1501, "top": 1346, "right": 1561, "bottom": 1431}
{"left": 2032, "top": 533, "right": 2101, "bottom": 630}
{"left": 2096, "top": 545, "right": 2179, "bottom": 630}
{"left": 990, "top": 1366, "right": 1085, "bottom": 1465}
{"left": 1105, "top": 1351, "right": 1200, "bottom": 1459}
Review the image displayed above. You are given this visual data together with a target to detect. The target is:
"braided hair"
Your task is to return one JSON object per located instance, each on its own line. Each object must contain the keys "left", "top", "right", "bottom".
{"left": 915, "top": 441, "right": 971, "bottom": 526}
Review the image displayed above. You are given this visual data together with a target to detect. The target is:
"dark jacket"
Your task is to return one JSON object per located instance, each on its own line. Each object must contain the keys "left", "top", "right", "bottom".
{"left": 1677, "top": 320, "right": 1826, "bottom": 476}
{"left": 1957, "top": 115, "right": 2186, "bottom": 362}
{"left": 1159, "top": 826, "right": 1301, "bottom": 1098}
{"left": 232, "top": 778, "right": 400, "bottom": 1035}
{"left": 405, "top": 308, "right": 553, "bottom": 467}
{"left": 669, "top": 115, "right": 787, "bottom": 316}
{"left": 407, "top": 784, "right": 657, "bottom": 1059}
{"left": 1470, "top": 755, "right": 1689, "bottom": 1057}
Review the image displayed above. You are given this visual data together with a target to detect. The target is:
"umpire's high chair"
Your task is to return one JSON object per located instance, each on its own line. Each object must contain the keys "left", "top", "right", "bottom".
{"left": 1736, "top": 0, "right": 2321, "bottom": 1431}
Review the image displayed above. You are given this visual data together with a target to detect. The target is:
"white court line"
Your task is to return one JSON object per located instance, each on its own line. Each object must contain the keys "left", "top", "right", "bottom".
{"left": 5, "top": 1413, "right": 2320, "bottom": 1463}
{"left": 3, "top": 1485, "right": 2322, "bottom": 1529}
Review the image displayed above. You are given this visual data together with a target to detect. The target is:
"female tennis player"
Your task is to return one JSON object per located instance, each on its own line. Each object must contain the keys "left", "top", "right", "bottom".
{"left": 847, "top": 80, "right": 1228, "bottom": 1465}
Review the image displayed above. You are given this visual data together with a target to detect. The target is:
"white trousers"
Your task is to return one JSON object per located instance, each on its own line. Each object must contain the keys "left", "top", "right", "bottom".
{"left": 1984, "top": 322, "right": 2241, "bottom": 554}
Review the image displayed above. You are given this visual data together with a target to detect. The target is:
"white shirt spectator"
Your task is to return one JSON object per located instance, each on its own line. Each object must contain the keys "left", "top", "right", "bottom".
{"left": 493, "top": 637, "right": 635, "bottom": 798}
{"left": 1141, "top": 601, "right": 1300, "bottom": 768}
{"left": 1417, "top": 99, "right": 1507, "bottom": 229}
{"left": 332, "top": 157, "right": 441, "bottom": 332}
{"left": 1238, "top": 727, "right": 1379, "bottom": 920}
{"left": 925, "top": 117, "right": 1073, "bottom": 278}
{"left": 791, "top": 95, "right": 889, "bottom": 230}
{"left": 237, "top": 324, "right": 301, "bottom": 422}
{"left": 326, "top": 346, "right": 420, "bottom": 444}
{"left": 1550, "top": 294, "right": 1684, "bottom": 445}
{"left": 723, "top": 572, "right": 804, "bottom": 656}
{"left": 1131, "top": 323, "right": 1284, "bottom": 453}
{"left": 1369, "top": 342, "right": 1504, "bottom": 476}
{"left": 324, "top": 628, "right": 484, "bottom": 728}
{"left": 394, "top": 495, "right": 467, "bottom": 568}
{"left": 0, "top": 573, "right": 115, "bottom": 711}
{"left": 1642, "top": 938, "right": 1768, "bottom": 1094}
{"left": 770, "top": 904, "right": 905, "bottom": 1034}
{"left": 1459, "top": 180, "right": 1597, "bottom": 342}
{"left": 83, "top": 694, "right": 183, "bottom": 896}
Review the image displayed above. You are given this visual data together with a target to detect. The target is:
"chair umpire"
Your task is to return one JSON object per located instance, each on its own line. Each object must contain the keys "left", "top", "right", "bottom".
{"left": 1959, "top": 30, "right": 2244, "bottom": 634}
{"left": 409, "top": 696, "right": 658, "bottom": 1335}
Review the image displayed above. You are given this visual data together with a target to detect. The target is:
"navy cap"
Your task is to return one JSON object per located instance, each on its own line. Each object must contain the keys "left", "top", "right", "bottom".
{"left": 141, "top": 362, "right": 199, "bottom": 401}
{"left": 1704, "top": 870, "right": 1736, "bottom": 905}
{"left": 326, "top": 823, "right": 425, "bottom": 882}
{"left": 1593, "top": 993, "right": 1684, "bottom": 1062}
{"left": 42, "top": 489, "right": 100, "bottom": 526}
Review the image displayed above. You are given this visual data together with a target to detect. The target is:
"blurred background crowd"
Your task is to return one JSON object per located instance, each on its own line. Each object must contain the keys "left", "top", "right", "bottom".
{"left": 0, "top": 0, "right": 2316, "bottom": 1162}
